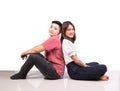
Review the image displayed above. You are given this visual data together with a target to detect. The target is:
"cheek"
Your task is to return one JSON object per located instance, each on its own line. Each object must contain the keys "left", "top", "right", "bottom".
{"left": 66, "top": 31, "right": 70, "bottom": 36}
{"left": 55, "top": 30, "right": 59, "bottom": 34}
{"left": 66, "top": 31, "right": 75, "bottom": 37}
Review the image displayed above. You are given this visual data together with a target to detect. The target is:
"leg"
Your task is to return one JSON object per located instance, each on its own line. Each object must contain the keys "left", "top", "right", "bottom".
{"left": 10, "top": 53, "right": 60, "bottom": 80}
{"left": 87, "top": 63, "right": 109, "bottom": 80}
{"left": 67, "top": 62, "right": 107, "bottom": 80}
{"left": 28, "top": 54, "right": 60, "bottom": 79}
{"left": 76, "top": 65, "right": 107, "bottom": 80}
{"left": 86, "top": 62, "right": 99, "bottom": 66}
{"left": 10, "top": 54, "right": 35, "bottom": 79}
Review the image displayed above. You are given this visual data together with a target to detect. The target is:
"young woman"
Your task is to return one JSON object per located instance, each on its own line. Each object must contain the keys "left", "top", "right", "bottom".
{"left": 61, "top": 21, "right": 109, "bottom": 80}
{"left": 10, "top": 20, "right": 65, "bottom": 80}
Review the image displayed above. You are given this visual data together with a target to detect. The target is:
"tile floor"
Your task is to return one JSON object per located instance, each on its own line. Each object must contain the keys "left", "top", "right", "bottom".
{"left": 0, "top": 71, "right": 120, "bottom": 91}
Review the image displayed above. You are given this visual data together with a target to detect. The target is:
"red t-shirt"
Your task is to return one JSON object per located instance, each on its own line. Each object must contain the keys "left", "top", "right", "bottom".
{"left": 41, "top": 35, "right": 65, "bottom": 77}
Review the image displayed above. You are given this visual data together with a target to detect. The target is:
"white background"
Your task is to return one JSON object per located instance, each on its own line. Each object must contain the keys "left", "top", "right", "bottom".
{"left": 0, "top": 0, "right": 120, "bottom": 71}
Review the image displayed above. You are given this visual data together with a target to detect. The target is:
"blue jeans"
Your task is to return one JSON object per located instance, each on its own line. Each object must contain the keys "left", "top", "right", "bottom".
{"left": 19, "top": 53, "right": 60, "bottom": 79}
{"left": 67, "top": 62, "right": 107, "bottom": 80}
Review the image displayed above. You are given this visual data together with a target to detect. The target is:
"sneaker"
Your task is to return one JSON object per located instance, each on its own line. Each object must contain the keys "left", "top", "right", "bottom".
{"left": 10, "top": 73, "right": 26, "bottom": 80}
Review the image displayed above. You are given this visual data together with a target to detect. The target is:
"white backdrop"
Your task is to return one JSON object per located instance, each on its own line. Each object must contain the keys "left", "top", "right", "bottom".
{"left": 0, "top": 0, "right": 120, "bottom": 71}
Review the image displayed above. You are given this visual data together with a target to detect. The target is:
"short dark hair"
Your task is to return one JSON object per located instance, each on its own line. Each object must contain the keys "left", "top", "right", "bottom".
{"left": 52, "top": 20, "right": 62, "bottom": 33}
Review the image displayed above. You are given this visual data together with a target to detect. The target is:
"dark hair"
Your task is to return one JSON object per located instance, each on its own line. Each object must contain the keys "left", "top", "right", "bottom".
{"left": 52, "top": 20, "right": 62, "bottom": 33}
{"left": 61, "top": 21, "right": 76, "bottom": 43}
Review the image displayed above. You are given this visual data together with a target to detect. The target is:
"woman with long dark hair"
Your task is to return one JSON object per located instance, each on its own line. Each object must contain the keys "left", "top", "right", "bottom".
{"left": 61, "top": 21, "right": 109, "bottom": 80}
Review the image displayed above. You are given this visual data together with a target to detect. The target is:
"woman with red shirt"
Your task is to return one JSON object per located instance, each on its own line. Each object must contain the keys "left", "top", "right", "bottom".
{"left": 10, "top": 20, "right": 65, "bottom": 80}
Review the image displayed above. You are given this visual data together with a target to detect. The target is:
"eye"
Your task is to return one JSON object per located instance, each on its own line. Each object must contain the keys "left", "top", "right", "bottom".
{"left": 53, "top": 27, "right": 58, "bottom": 30}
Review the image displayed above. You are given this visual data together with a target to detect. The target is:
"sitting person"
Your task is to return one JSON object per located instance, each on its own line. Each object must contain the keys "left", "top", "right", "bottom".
{"left": 61, "top": 21, "right": 109, "bottom": 80}
{"left": 10, "top": 20, "right": 65, "bottom": 80}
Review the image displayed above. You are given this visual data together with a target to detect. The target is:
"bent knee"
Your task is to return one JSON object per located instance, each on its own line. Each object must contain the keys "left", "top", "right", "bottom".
{"left": 100, "top": 65, "right": 107, "bottom": 73}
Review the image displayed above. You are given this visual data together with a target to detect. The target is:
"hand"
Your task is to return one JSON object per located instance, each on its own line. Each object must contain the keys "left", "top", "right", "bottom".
{"left": 84, "top": 64, "right": 90, "bottom": 67}
{"left": 86, "top": 65, "right": 91, "bottom": 67}
{"left": 21, "top": 52, "right": 27, "bottom": 60}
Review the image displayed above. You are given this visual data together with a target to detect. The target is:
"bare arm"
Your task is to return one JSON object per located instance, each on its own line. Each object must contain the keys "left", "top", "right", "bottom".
{"left": 21, "top": 44, "right": 45, "bottom": 60}
{"left": 71, "top": 55, "right": 88, "bottom": 67}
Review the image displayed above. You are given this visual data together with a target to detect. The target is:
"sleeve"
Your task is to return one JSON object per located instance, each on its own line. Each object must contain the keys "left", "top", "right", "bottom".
{"left": 63, "top": 39, "right": 77, "bottom": 56}
{"left": 41, "top": 36, "right": 58, "bottom": 51}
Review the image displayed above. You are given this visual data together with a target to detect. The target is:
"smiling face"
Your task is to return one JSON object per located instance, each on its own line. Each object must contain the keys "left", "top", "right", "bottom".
{"left": 49, "top": 23, "right": 60, "bottom": 36}
{"left": 61, "top": 21, "right": 76, "bottom": 43}
{"left": 65, "top": 24, "right": 75, "bottom": 39}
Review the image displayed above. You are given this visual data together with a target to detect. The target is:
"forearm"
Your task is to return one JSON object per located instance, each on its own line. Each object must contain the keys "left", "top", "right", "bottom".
{"left": 23, "top": 49, "right": 38, "bottom": 55}
{"left": 23, "top": 45, "right": 45, "bottom": 55}
{"left": 75, "top": 59, "right": 88, "bottom": 67}
{"left": 71, "top": 55, "right": 88, "bottom": 67}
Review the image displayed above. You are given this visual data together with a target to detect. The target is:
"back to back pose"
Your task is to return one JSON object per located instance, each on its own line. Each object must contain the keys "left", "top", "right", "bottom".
{"left": 61, "top": 21, "right": 109, "bottom": 80}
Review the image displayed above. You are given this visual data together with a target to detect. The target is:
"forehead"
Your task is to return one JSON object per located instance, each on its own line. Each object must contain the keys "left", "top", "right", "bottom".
{"left": 68, "top": 24, "right": 73, "bottom": 28}
{"left": 51, "top": 23, "right": 60, "bottom": 28}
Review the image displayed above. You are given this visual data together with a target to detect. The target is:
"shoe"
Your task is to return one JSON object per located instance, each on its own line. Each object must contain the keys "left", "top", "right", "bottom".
{"left": 44, "top": 76, "right": 60, "bottom": 80}
{"left": 10, "top": 73, "right": 26, "bottom": 80}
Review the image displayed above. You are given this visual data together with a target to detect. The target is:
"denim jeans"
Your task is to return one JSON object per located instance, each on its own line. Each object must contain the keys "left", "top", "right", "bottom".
{"left": 19, "top": 53, "right": 60, "bottom": 79}
{"left": 67, "top": 62, "right": 107, "bottom": 80}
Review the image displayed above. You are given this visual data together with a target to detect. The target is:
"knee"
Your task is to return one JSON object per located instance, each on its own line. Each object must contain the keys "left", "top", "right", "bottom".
{"left": 29, "top": 54, "right": 37, "bottom": 59}
{"left": 28, "top": 53, "right": 44, "bottom": 61}
{"left": 100, "top": 65, "right": 107, "bottom": 73}
{"left": 94, "top": 62, "right": 99, "bottom": 64}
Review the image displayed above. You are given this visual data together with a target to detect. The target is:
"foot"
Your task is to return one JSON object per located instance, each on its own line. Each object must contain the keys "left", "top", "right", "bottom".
{"left": 10, "top": 73, "right": 26, "bottom": 80}
{"left": 100, "top": 75, "right": 109, "bottom": 81}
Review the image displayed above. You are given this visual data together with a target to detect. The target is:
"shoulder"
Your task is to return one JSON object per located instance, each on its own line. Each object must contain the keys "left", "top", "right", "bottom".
{"left": 63, "top": 39, "right": 73, "bottom": 45}
{"left": 49, "top": 35, "right": 59, "bottom": 41}
{"left": 42, "top": 35, "right": 59, "bottom": 45}
{"left": 44, "top": 35, "right": 59, "bottom": 43}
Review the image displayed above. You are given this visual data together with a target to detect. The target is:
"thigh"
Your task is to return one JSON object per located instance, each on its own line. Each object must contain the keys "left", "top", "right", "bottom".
{"left": 67, "top": 62, "right": 107, "bottom": 80}
{"left": 77, "top": 65, "right": 106, "bottom": 74}
{"left": 31, "top": 53, "right": 60, "bottom": 79}
{"left": 76, "top": 65, "right": 107, "bottom": 79}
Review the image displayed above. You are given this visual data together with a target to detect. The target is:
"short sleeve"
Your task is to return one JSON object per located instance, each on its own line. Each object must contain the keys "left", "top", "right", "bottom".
{"left": 62, "top": 39, "right": 77, "bottom": 56}
{"left": 41, "top": 36, "right": 59, "bottom": 51}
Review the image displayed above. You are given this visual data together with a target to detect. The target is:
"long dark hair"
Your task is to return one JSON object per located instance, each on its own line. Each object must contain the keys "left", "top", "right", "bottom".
{"left": 61, "top": 21, "right": 76, "bottom": 43}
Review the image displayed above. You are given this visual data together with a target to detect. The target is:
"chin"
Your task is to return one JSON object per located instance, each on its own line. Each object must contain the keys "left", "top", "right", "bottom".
{"left": 50, "top": 35, "right": 55, "bottom": 37}
{"left": 49, "top": 33, "right": 53, "bottom": 36}
{"left": 69, "top": 36, "right": 74, "bottom": 38}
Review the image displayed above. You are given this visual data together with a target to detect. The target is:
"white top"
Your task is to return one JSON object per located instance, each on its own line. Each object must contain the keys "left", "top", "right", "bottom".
{"left": 62, "top": 39, "right": 77, "bottom": 64}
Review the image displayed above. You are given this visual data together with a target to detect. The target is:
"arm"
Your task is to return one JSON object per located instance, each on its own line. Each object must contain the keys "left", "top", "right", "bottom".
{"left": 71, "top": 55, "right": 88, "bottom": 67}
{"left": 62, "top": 39, "right": 89, "bottom": 67}
{"left": 21, "top": 44, "right": 45, "bottom": 60}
